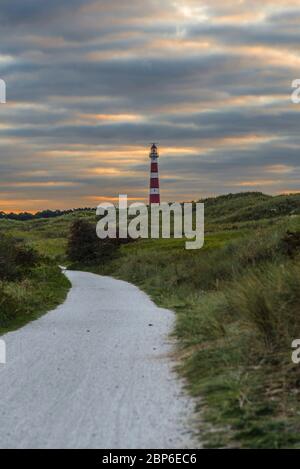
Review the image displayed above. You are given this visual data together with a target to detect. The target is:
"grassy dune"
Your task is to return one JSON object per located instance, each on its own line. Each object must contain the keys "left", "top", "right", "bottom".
{"left": 92, "top": 216, "right": 300, "bottom": 448}
{"left": 1, "top": 191, "right": 300, "bottom": 447}
{"left": 0, "top": 235, "right": 70, "bottom": 334}
{"left": 0, "top": 211, "right": 95, "bottom": 260}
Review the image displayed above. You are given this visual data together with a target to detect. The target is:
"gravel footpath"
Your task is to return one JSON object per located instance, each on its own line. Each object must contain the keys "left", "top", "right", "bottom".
{"left": 0, "top": 270, "right": 198, "bottom": 449}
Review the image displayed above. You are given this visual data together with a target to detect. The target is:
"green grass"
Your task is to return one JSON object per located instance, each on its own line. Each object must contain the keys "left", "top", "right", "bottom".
{"left": 0, "top": 211, "right": 95, "bottom": 260}
{"left": 80, "top": 206, "right": 300, "bottom": 448}
{"left": 171, "top": 260, "right": 300, "bottom": 448}
{"left": 202, "top": 192, "right": 300, "bottom": 224}
{"left": 1, "top": 191, "right": 300, "bottom": 447}
{"left": 0, "top": 231, "right": 71, "bottom": 334}
{"left": 0, "top": 264, "right": 71, "bottom": 335}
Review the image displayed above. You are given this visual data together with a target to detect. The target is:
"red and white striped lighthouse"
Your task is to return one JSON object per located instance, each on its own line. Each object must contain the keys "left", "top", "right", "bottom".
{"left": 149, "top": 143, "right": 160, "bottom": 204}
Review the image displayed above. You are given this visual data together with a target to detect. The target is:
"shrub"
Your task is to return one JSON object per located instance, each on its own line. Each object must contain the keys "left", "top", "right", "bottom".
{"left": 0, "top": 234, "right": 39, "bottom": 280}
{"left": 67, "top": 219, "right": 119, "bottom": 264}
{"left": 0, "top": 282, "right": 19, "bottom": 327}
{"left": 280, "top": 231, "right": 300, "bottom": 258}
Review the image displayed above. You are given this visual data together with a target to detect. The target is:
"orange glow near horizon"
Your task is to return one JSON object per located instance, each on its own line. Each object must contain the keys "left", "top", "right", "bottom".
{"left": 1, "top": 1, "right": 300, "bottom": 212}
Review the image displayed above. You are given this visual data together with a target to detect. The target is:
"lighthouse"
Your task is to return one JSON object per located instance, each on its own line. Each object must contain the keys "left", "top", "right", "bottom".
{"left": 149, "top": 143, "right": 160, "bottom": 204}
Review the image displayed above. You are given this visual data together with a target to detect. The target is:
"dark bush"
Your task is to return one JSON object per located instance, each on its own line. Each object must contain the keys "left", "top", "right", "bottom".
{"left": 67, "top": 219, "right": 119, "bottom": 264}
{"left": 281, "top": 231, "right": 300, "bottom": 258}
{"left": 0, "top": 235, "right": 39, "bottom": 280}
{"left": 0, "top": 236, "right": 18, "bottom": 280}
{"left": 0, "top": 282, "right": 19, "bottom": 327}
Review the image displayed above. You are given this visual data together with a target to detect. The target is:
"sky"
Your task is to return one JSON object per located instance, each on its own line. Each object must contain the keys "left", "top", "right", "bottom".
{"left": 0, "top": 0, "right": 300, "bottom": 212}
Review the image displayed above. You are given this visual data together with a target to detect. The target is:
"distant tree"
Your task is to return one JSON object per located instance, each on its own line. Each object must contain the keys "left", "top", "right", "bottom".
{"left": 67, "top": 219, "right": 119, "bottom": 265}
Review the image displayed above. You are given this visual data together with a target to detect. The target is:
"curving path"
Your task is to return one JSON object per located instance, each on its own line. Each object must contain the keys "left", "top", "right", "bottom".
{"left": 0, "top": 271, "right": 197, "bottom": 449}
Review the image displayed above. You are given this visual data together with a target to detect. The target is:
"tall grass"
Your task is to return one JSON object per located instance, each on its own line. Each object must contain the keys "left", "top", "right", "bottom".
{"left": 226, "top": 261, "right": 300, "bottom": 354}
{"left": 88, "top": 219, "right": 300, "bottom": 448}
{"left": 2, "top": 193, "right": 300, "bottom": 447}
{"left": 0, "top": 234, "right": 70, "bottom": 333}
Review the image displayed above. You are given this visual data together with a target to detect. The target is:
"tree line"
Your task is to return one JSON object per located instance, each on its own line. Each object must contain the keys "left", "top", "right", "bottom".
{"left": 0, "top": 208, "right": 95, "bottom": 221}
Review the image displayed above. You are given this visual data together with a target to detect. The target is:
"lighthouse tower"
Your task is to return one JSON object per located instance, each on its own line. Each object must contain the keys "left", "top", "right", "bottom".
{"left": 149, "top": 143, "right": 160, "bottom": 204}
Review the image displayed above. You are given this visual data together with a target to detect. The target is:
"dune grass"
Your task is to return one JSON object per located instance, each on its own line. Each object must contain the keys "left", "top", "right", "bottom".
{"left": 1, "top": 192, "right": 300, "bottom": 447}
{"left": 86, "top": 213, "right": 300, "bottom": 448}
{"left": 0, "top": 265, "right": 70, "bottom": 335}
{"left": 0, "top": 234, "right": 70, "bottom": 335}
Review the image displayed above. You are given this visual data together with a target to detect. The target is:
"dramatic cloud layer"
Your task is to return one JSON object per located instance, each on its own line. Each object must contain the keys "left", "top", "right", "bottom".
{"left": 0, "top": 0, "right": 300, "bottom": 211}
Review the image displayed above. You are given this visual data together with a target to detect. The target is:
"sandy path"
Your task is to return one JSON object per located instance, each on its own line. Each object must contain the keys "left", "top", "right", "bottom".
{"left": 0, "top": 270, "right": 197, "bottom": 449}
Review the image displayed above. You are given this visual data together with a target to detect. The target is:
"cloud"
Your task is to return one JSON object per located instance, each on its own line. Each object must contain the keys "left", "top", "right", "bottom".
{"left": 0, "top": 0, "right": 300, "bottom": 211}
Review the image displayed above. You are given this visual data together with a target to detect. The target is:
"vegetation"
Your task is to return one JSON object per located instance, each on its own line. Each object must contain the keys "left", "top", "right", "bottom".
{"left": 67, "top": 219, "right": 120, "bottom": 265}
{"left": 0, "top": 207, "right": 94, "bottom": 221}
{"left": 1, "top": 191, "right": 300, "bottom": 447}
{"left": 82, "top": 192, "right": 300, "bottom": 449}
{"left": 0, "top": 210, "right": 96, "bottom": 261}
{"left": 0, "top": 234, "right": 70, "bottom": 334}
